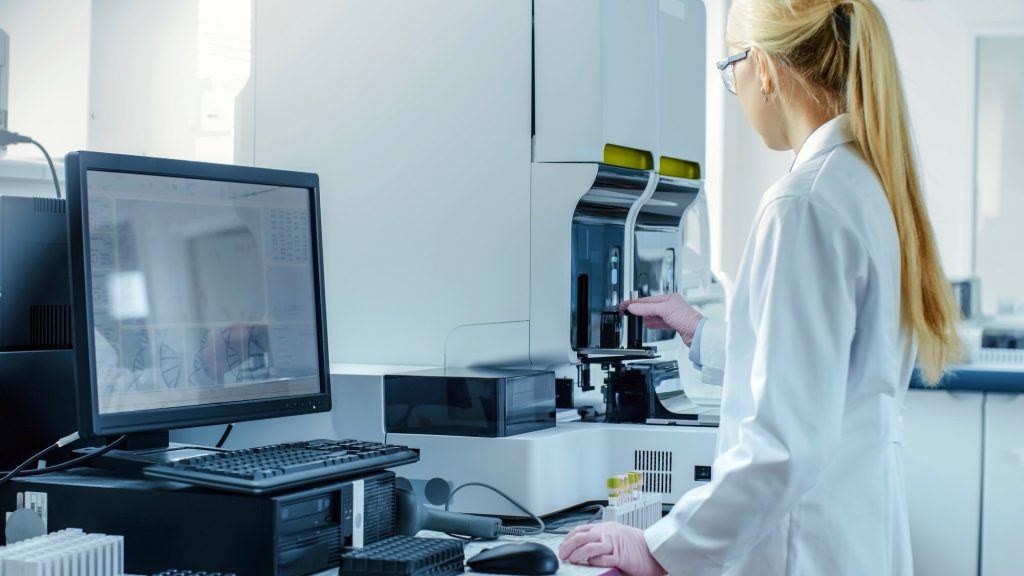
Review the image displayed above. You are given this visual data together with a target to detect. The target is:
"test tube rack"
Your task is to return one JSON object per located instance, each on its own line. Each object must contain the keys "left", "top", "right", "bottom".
{"left": 601, "top": 492, "right": 663, "bottom": 530}
{"left": 0, "top": 528, "right": 124, "bottom": 576}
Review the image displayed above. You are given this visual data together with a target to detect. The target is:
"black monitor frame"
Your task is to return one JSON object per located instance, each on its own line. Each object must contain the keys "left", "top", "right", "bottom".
{"left": 65, "top": 151, "right": 332, "bottom": 438}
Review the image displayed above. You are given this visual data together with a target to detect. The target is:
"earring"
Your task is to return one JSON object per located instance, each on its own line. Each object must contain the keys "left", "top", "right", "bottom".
{"left": 761, "top": 88, "right": 768, "bottom": 102}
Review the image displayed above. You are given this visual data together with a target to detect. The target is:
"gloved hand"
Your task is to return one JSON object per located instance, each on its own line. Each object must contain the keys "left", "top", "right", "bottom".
{"left": 558, "top": 522, "right": 665, "bottom": 576}
{"left": 620, "top": 293, "right": 703, "bottom": 346}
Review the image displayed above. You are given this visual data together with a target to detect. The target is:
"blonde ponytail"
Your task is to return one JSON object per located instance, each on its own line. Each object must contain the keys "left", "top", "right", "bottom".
{"left": 728, "top": 0, "right": 962, "bottom": 384}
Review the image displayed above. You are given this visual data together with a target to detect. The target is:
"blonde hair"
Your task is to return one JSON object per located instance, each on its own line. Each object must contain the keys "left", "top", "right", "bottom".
{"left": 727, "top": 0, "right": 962, "bottom": 384}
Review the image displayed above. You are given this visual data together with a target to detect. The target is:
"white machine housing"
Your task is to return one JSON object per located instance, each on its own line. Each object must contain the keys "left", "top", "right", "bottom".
{"left": 326, "top": 366, "right": 718, "bottom": 518}
{"left": 534, "top": 0, "right": 707, "bottom": 172}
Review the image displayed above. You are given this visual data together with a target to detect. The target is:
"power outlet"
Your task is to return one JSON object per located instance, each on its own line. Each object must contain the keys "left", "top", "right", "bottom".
{"left": 22, "top": 491, "right": 48, "bottom": 532}
{"left": 693, "top": 465, "right": 712, "bottom": 482}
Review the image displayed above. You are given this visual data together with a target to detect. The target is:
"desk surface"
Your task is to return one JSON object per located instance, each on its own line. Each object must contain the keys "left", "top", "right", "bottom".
{"left": 421, "top": 530, "right": 617, "bottom": 576}
{"left": 271, "top": 532, "right": 616, "bottom": 576}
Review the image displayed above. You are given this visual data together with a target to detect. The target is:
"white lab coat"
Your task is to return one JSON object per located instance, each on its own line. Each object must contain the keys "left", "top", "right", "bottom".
{"left": 645, "top": 116, "right": 915, "bottom": 576}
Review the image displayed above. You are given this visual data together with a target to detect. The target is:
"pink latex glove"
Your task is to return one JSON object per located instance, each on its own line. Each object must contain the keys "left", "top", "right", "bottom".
{"left": 558, "top": 522, "right": 666, "bottom": 576}
{"left": 620, "top": 293, "right": 703, "bottom": 347}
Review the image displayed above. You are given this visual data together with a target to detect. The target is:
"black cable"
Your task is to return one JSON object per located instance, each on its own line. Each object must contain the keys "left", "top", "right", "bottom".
{"left": 0, "top": 435, "right": 127, "bottom": 479}
{"left": 0, "top": 131, "right": 61, "bottom": 200}
{"left": 215, "top": 423, "right": 234, "bottom": 448}
{"left": 29, "top": 138, "right": 61, "bottom": 199}
{"left": 18, "top": 435, "right": 127, "bottom": 476}
{"left": 444, "top": 481, "right": 545, "bottom": 538}
{"left": 0, "top": 443, "right": 60, "bottom": 488}
{"left": 543, "top": 504, "right": 605, "bottom": 534}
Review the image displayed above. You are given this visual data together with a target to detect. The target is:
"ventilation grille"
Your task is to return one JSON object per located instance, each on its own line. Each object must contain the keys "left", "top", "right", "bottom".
{"left": 30, "top": 304, "right": 72, "bottom": 348}
{"left": 279, "top": 525, "right": 341, "bottom": 556}
{"left": 33, "top": 197, "right": 65, "bottom": 214}
{"left": 364, "top": 473, "right": 396, "bottom": 544}
{"left": 634, "top": 450, "right": 673, "bottom": 494}
{"left": 976, "top": 348, "right": 1024, "bottom": 367}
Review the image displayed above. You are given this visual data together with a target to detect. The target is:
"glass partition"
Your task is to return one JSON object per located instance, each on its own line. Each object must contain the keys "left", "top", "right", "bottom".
{"left": 88, "top": 0, "right": 253, "bottom": 164}
{"left": 974, "top": 34, "right": 1024, "bottom": 317}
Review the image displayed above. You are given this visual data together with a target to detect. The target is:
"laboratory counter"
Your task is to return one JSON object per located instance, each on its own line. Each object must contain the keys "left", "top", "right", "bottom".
{"left": 910, "top": 366, "right": 1024, "bottom": 393}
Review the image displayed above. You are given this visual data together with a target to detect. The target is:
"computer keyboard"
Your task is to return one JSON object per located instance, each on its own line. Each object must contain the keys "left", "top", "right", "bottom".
{"left": 151, "top": 571, "right": 236, "bottom": 576}
{"left": 144, "top": 439, "right": 418, "bottom": 494}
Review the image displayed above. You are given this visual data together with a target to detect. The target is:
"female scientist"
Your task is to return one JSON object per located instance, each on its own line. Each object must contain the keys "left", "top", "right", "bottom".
{"left": 558, "top": 0, "right": 962, "bottom": 574}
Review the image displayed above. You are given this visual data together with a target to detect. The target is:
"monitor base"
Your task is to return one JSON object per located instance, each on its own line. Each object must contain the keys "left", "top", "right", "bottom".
{"left": 74, "top": 431, "right": 222, "bottom": 470}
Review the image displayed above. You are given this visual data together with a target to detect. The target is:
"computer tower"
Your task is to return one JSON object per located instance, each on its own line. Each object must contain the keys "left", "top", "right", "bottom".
{"left": 0, "top": 195, "right": 77, "bottom": 468}
{"left": 1, "top": 469, "right": 397, "bottom": 576}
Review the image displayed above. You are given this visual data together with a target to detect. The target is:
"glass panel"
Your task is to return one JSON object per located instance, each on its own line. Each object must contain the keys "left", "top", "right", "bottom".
{"left": 975, "top": 36, "right": 1024, "bottom": 317}
{"left": 88, "top": 0, "right": 253, "bottom": 164}
{"left": 634, "top": 178, "right": 701, "bottom": 342}
{"left": 570, "top": 167, "right": 649, "bottom": 349}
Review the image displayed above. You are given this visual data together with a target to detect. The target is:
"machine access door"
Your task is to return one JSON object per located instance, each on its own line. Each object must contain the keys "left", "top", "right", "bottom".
{"left": 632, "top": 175, "right": 708, "bottom": 344}
{"left": 570, "top": 165, "right": 653, "bottom": 351}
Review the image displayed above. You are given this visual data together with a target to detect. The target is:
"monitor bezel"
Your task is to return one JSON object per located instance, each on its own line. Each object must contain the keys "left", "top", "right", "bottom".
{"left": 66, "top": 151, "right": 332, "bottom": 438}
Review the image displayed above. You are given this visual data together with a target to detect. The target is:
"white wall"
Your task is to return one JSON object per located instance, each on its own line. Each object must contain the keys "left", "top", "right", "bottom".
{"left": 706, "top": 1, "right": 792, "bottom": 281}
{"left": 87, "top": 0, "right": 200, "bottom": 159}
{"left": 0, "top": 0, "right": 90, "bottom": 159}
{"left": 251, "top": 0, "right": 533, "bottom": 367}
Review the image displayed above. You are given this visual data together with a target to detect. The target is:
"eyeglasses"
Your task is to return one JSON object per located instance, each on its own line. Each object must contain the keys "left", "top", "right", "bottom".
{"left": 716, "top": 49, "right": 751, "bottom": 95}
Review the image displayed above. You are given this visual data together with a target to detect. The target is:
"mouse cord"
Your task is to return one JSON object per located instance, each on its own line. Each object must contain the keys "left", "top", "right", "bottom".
{"left": 445, "top": 481, "right": 546, "bottom": 537}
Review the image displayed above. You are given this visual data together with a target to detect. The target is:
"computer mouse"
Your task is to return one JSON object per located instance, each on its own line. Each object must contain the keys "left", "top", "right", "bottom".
{"left": 466, "top": 542, "right": 559, "bottom": 576}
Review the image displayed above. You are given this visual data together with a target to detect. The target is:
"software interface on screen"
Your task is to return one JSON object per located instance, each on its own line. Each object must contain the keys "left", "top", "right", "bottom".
{"left": 86, "top": 170, "right": 321, "bottom": 414}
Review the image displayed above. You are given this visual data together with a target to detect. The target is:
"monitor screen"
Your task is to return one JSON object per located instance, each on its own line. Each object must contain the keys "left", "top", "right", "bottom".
{"left": 83, "top": 169, "right": 322, "bottom": 415}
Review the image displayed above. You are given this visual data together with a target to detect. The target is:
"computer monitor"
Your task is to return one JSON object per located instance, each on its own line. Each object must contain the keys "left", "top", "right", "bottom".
{"left": 65, "top": 151, "right": 331, "bottom": 438}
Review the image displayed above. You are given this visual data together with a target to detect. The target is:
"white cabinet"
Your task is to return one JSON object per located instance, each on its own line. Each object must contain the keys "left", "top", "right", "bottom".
{"left": 657, "top": 0, "right": 706, "bottom": 174}
{"left": 903, "top": 389, "right": 983, "bottom": 576}
{"left": 534, "top": 0, "right": 660, "bottom": 166}
{"left": 981, "top": 393, "right": 1024, "bottom": 575}
{"left": 251, "top": 0, "right": 533, "bottom": 367}
{"left": 534, "top": 0, "right": 706, "bottom": 175}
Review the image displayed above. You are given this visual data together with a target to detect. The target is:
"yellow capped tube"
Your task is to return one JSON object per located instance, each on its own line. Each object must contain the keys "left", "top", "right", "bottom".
{"left": 628, "top": 471, "right": 642, "bottom": 499}
{"left": 607, "top": 476, "right": 623, "bottom": 506}
{"left": 617, "top": 474, "right": 631, "bottom": 503}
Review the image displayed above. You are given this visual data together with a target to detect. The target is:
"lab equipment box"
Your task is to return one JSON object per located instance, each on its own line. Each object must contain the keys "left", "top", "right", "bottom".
{"left": 0, "top": 469, "right": 396, "bottom": 576}
{"left": 383, "top": 368, "right": 555, "bottom": 438}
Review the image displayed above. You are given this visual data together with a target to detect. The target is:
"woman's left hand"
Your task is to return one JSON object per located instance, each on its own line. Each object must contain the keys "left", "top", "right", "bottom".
{"left": 558, "top": 522, "right": 666, "bottom": 576}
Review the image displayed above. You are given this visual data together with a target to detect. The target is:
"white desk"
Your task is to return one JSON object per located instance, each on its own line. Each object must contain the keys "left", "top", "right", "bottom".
{"left": 421, "top": 530, "right": 617, "bottom": 576}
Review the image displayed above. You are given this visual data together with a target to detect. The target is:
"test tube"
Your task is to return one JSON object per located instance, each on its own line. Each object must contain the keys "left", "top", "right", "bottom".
{"left": 617, "top": 474, "right": 631, "bottom": 503}
{"left": 607, "top": 476, "right": 623, "bottom": 506}
{"left": 631, "top": 471, "right": 644, "bottom": 498}
{"left": 628, "top": 471, "right": 641, "bottom": 500}
{"left": 626, "top": 290, "right": 644, "bottom": 349}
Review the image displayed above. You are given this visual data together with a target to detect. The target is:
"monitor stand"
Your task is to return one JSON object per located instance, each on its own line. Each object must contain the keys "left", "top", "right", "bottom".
{"left": 74, "top": 431, "right": 223, "bottom": 470}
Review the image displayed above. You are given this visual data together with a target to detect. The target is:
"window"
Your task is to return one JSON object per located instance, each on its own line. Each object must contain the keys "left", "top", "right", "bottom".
{"left": 974, "top": 33, "right": 1024, "bottom": 317}
{"left": 88, "top": 0, "right": 252, "bottom": 164}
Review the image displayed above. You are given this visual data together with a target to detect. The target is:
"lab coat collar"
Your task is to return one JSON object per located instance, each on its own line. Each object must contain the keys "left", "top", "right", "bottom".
{"left": 790, "top": 114, "right": 853, "bottom": 172}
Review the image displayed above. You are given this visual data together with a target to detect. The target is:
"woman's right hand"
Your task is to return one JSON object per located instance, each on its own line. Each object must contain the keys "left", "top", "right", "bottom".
{"left": 620, "top": 293, "right": 703, "bottom": 346}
